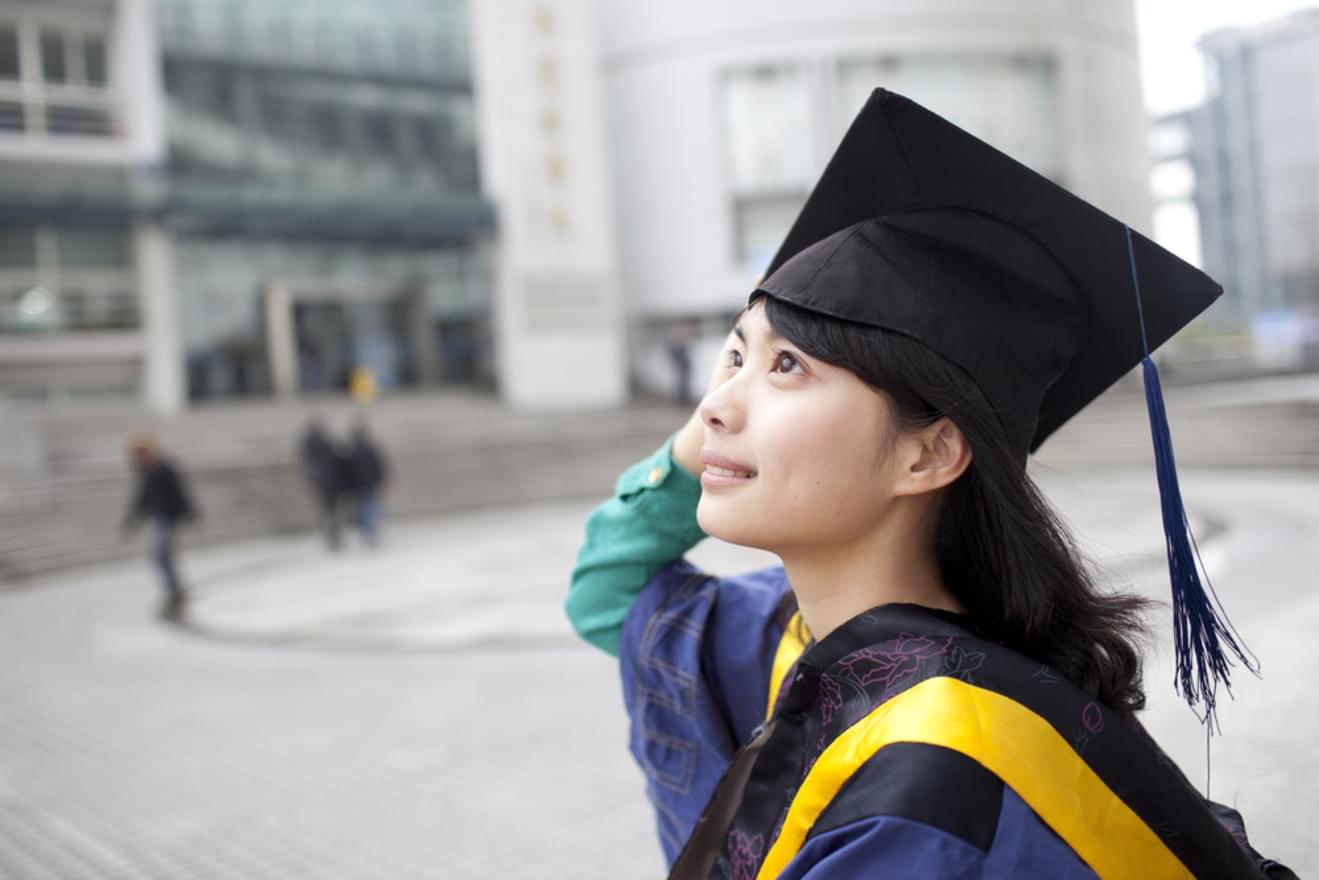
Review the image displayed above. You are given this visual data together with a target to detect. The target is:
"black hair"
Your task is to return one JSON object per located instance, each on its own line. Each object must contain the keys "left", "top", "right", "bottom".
{"left": 757, "top": 293, "right": 1152, "bottom": 716}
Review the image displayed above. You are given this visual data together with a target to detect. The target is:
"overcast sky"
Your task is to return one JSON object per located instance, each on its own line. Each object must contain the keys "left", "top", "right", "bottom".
{"left": 1136, "top": 0, "right": 1318, "bottom": 114}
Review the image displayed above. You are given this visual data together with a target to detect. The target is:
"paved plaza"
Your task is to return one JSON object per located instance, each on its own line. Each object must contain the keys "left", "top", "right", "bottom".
{"left": 2, "top": 468, "right": 1317, "bottom": 878}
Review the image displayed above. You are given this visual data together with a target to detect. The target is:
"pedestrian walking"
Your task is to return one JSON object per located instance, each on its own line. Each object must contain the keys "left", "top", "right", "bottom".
{"left": 300, "top": 417, "right": 344, "bottom": 550}
{"left": 122, "top": 434, "right": 197, "bottom": 620}
{"left": 566, "top": 91, "right": 1296, "bottom": 878}
{"left": 344, "top": 420, "right": 388, "bottom": 545}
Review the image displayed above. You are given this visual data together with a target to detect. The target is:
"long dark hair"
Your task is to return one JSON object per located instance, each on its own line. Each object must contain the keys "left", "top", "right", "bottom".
{"left": 757, "top": 293, "right": 1152, "bottom": 716}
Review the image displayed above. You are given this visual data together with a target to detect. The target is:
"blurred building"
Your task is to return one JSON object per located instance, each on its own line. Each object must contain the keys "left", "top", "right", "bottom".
{"left": 0, "top": 0, "right": 493, "bottom": 410}
{"left": 0, "top": 0, "right": 165, "bottom": 404}
{"left": 596, "top": 0, "right": 1154, "bottom": 392}
{"left": 1, "top": 0, "right": 1157, "bottom": 412}
{"left": 1160, "top": 11, "right": 1319, "bottom": 368}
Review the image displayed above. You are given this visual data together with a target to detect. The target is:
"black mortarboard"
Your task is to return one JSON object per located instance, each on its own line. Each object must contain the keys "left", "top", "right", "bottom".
{"left": 756, "top": 88, "right": 1219, "bottom": 458}
{"left": 756, "top": 88, "right": 1256, "bottom": 728}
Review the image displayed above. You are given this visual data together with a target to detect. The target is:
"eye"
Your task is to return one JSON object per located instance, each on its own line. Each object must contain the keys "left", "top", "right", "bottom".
{"left": 773, "top": 351, "right": 804, "bottom": 374}
{"left": 725, "top": 348, "right": 744, "bottom": 368}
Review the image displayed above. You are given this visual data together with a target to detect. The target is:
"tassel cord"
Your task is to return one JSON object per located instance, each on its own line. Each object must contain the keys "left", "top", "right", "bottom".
{"left": 1124, "top": 226, "right": 1260, "bottom": 732}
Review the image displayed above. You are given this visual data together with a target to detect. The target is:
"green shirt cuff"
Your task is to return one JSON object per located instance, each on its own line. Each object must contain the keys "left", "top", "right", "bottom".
{"left": 566, "top": 434, "right": 707, "bottom": 656}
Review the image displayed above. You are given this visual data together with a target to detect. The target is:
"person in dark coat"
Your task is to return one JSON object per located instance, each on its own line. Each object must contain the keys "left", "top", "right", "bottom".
{"left": 300, "top": 417, "right": 345, "bottom": 550}
{"left": 122, "top": 434, "right": 197, "bottom": 620}
{"left": 344, "top": 420, "right": 388, "bottom": 545}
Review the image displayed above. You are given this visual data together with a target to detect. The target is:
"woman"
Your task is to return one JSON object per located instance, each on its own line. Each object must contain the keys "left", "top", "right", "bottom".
{"left": 567, "top": 91, "right": 1293, "bottom": 878}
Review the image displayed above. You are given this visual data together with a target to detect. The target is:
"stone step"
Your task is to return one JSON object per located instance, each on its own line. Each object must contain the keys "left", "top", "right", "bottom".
{"left": 0, "top": 399, "right": 676, "bottom": 583}
{"left": 3, "top": 385, "right": 1316, "bottom": 585}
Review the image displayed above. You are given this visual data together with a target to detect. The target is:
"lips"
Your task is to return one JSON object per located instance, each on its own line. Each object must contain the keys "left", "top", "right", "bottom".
{"left": 699, "top": 449, "right": 757, "bottom": 481}
{"left": 706, "top": 464, "right": 754, "bottom": 479}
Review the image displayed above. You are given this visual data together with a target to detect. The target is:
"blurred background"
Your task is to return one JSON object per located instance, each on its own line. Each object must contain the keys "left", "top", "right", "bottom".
{"left": 0, "top": 1, "right": 1316, "bottom": 878}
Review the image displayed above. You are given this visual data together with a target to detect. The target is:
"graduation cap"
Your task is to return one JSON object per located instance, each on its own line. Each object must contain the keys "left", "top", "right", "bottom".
{"left": 756, "top": 88, "right": 1257, "bottom": 728}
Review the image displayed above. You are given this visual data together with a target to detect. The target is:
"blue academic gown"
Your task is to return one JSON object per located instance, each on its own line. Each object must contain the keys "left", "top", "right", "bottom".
{"left": 619, "top": 559, "right": 1101, "bottom": 878}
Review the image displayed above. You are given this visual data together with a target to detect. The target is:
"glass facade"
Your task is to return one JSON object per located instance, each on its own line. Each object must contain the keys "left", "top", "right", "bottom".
{"left": 0, "top": 226, "right": 137, "bottom": 334}
{"left": 175, "top": 237, "right": 490, "bottom": 399}
{"left": 153, "top": 0, "right": 495, "bottom": 401}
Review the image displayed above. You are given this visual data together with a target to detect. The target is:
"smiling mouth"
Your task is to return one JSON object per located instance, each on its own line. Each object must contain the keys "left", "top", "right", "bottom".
{"left": 705, "top": 465, "right": 756, "bottom": 479}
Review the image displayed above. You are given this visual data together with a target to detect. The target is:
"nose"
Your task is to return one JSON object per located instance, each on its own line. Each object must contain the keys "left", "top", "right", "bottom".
{"left": 698, "top": 371, "right": 744, "bottom": 433}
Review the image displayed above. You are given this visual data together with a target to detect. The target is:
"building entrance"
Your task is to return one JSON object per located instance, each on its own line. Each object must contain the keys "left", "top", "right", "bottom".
{"left": 265, "top": 282, "right": 437, "bottom": 398}
{"left": 292, "top": 298, "right": 414, "bottom": 393}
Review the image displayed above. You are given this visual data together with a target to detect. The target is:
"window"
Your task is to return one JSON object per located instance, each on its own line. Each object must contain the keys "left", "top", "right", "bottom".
{"left": 0, "top": 100, "right": 23, "bottom": 132}
{"left": 1, "top": 17, "right": 116, "bottom": 139}
{"left": 0, "top": 229, "right": 37, "bottom": 267}
{"left": 46, "top": 105, "right": 113, "bottom": 136}
{"left": 0, "top": 27, "right": 18, "bottom": 79}
{"left": 720, "top": 64, "right": 813, "bottom": 267}
{"left": 835, "top": 54, "right": 1062, "bottom": 181}
{"left": 84, "top": 37, "right": 107, "bottom": 86}
{"left": 733, "top": 197, "right": 805, "bottom": 271}
{"left": 413, "top": 118, "right": 437, "bottom": 157}
{"left": 721, "top": 64, "right": 811, "bottom": 193}
{"left": 40, "top": 32, "right": 67, "bottom": 84}
{"left": 365, "top": 111, "right": 395, "bottom": 156}
{"left": 310, "top": 104, "right": 342, "bottom": 151}
{"left": 56, "top": 228, "right": 131, "bottom": 267}
{"left": 0, "top": 227, "right": 138, "bottom": 334}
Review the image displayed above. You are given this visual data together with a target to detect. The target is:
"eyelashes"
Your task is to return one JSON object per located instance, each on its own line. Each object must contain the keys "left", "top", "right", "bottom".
{"left": 722, "top": 348, "right": 805, "bottom": 375}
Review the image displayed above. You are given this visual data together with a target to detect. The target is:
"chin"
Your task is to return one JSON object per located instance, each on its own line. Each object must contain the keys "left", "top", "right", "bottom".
{"left": 697, "top": 495, "right": 776, "bottom": 551}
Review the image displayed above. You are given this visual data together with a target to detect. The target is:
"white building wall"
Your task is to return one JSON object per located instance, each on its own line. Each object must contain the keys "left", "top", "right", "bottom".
{"left": 470, "top": 0, "right": 627, "bottom": 409}
{"left": 595, "top": 0, "right": 1152, "bottom": 391}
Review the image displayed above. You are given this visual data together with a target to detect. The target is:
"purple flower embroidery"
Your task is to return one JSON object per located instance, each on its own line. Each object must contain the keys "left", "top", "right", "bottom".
{"left": 1081, "top": 701, "right": 1105, "bottom": 735}
{"left": 817, "top": 674, "right": 843, "bottom": 725}
{"left": 727, "top": 829, "right": 765, "bottom": 880}
{"left": 836, "top": 633, "right": 953, "bottom": 701}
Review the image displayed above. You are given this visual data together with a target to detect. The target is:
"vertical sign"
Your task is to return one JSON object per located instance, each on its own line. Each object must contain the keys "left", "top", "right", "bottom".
{"left": 471, "top": 0, "right": 627, "bottom": 408}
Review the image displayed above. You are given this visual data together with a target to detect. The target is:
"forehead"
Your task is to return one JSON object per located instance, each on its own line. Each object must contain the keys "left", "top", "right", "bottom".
{"left": 733, "top": 300, "right": 777, "bottom": 341}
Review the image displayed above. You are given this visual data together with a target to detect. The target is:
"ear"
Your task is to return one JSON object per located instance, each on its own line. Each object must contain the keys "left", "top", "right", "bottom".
{"left": 892, "top": 417, "right": 972, "bottom": 496}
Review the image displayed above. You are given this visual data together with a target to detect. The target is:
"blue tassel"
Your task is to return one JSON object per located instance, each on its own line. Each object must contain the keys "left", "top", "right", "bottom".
{"left": 1124, "top": 226, "right": 1259, "bottom": 731}
{"left": 1139, "top": 355, "right": 1259, "bottom": 729}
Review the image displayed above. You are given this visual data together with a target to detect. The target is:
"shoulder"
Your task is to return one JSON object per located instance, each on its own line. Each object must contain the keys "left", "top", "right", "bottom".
{"left": 801, "top": 639, "right": 1255, "bottom": 879}
{"left": 782, "top": 777, "right": 1096, "bottom": 880}
{"left": 810, "top": 741, "right": 1004, "bottom": 855}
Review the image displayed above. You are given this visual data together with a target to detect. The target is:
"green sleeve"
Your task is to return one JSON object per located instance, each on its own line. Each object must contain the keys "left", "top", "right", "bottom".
{"left": 566, "top": 434, "right": 706, "bottom": 657}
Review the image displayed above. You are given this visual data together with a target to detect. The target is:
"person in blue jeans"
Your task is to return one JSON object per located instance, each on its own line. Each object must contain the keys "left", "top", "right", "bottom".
{"left": 566, "top": 91, "right": 1295, "bottom": 878}
{"left": 345, "top": 420, "right": 388, "bottom": 546}
{"left": 123, "top": 434, "right": 197, "bottom": 620}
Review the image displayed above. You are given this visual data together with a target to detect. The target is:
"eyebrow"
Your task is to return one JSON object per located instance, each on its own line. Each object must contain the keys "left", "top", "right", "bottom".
{"left": 733, "top": 324, "right": 745, "bottom": 342}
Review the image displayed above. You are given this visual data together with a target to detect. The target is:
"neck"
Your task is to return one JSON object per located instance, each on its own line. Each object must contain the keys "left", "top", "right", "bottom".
{"left": 781, "top": 505, "right": 963, "bottom": 641}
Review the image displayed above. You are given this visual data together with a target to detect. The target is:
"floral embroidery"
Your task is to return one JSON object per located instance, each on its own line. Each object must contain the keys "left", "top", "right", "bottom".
{"left": 1081, "top": 701, "right": 1105, "bottom": 735}
{"left": 944, "top": 645, "right": 986, "bottom": 682}
{"left": 834, "top": 633, "right": 954, "bottom": 704}
{"left": 727, "top": 829, "right": 765, "bottom": 880}
{"left": 817, "top": 673, "right": 844, "bottom": 726}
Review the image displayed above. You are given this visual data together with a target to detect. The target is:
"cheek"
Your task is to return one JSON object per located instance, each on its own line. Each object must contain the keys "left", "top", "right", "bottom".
{"left": 770, "top": 400, "right": 895, "bottom": 528}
